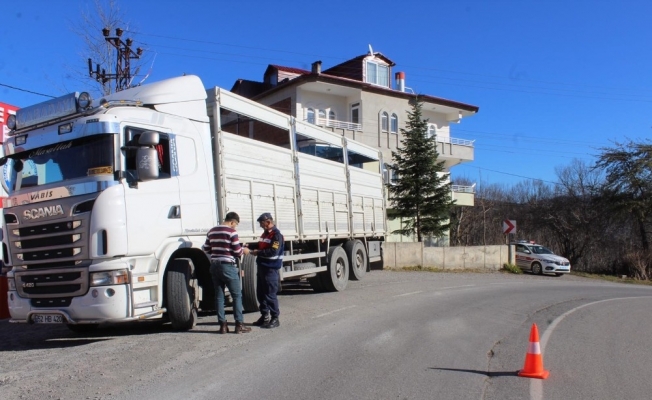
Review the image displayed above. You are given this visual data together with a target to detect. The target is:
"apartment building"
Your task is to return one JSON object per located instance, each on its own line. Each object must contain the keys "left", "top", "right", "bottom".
{"left": 231, "top": 50, "right": 479, "bottom": 243}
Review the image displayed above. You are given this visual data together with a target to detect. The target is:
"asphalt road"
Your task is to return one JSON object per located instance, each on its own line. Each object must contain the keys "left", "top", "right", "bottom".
{"left": 1, "top": 270, "right": 651, "bottom": 400}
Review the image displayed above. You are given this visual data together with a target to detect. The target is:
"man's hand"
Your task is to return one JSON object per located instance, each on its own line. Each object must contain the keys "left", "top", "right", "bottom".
{"left": 243, "top": 247, "right": 251, "bottom": 255}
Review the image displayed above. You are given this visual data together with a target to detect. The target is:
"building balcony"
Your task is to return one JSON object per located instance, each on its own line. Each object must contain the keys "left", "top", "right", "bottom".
{"left": 435, "top": 136, "right": 475, "bottom": 168}
{"left": 451, "top": 184, "right": 475, "bottom": 206}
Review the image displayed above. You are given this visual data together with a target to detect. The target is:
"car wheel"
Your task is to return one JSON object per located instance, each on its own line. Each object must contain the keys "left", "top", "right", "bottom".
{"left": 531, "top": 262, "right": 543, "bottom": 275}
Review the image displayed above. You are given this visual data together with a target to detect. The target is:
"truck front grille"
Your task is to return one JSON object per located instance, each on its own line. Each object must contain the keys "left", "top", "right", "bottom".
{"left": 14, "top": 267, "right": 89, "bottom": 298}
{"left": 31, "top": 297, "right": 74, "bottom": 308}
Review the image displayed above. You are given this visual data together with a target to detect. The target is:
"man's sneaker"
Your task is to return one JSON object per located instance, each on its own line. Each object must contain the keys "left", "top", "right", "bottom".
{"left": 234, "top": 321, "right": 251, "bottom": 334}
{"left": 262, "top": 317, "right": 280, "bottom": 329}
{"left": 252, "top": 314, "right": 270, "bottom": 326}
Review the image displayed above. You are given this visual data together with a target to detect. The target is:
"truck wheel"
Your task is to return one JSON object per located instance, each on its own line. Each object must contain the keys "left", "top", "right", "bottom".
{"left": 531, "top": 262, "right": 543, "bottom": 275}
{"left": 166, "top": 261, "right": 198, "bottom": 331}
{"left": 344, "top": 240, "right": 367, "bottom": 281}
{"left": 320, "top": 246, "right": 349, "bottom": 292}
{"left": 241, "top": 254, "right": 258, "bottom": 313}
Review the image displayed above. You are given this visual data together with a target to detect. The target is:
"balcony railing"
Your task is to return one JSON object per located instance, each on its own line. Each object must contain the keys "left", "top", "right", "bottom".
{"left": 314, "top": 117, "right": 362, "bottom": 131}
{"left": 452, "top": 184, "right": 475, "bottom": 193}
{"left": 437, "top": 136, "right": 475, "bottom": 147}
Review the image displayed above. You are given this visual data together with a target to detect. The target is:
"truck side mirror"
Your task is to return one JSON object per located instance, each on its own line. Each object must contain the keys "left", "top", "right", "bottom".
{"left": 136, "top": 147, "right": 159, "bottom": 181}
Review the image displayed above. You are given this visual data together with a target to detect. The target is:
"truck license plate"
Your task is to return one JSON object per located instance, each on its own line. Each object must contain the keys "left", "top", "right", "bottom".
{"left": 32, "top": 314, "right": 64, "bottom": 324}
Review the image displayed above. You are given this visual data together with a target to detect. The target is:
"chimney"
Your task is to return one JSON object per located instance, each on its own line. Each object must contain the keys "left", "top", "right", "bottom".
{"left": 395, "top": 72, "right": 405, "bottom": 92}
{"left": 312, "top": 60, "right": 322, "bottom": 74}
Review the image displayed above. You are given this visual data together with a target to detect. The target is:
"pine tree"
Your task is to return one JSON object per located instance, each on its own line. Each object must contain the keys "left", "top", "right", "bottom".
{"left": 387, "top": 97, "right": 455, "bottom": 242}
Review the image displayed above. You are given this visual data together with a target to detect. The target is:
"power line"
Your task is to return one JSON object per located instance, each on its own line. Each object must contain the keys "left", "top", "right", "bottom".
{"left": 453, "top": 164, "right": 562, "bottom": 186}
{"left": 135, "top": 32, "right": 652, "bottom": 100}
{"left": 0, "top": 83, "right": 56, "bottom": 99}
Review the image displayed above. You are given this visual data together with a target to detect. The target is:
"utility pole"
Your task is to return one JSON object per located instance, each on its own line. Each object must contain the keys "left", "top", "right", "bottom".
{"left": 88, "top": 27, "right": 143, "bottom": 93}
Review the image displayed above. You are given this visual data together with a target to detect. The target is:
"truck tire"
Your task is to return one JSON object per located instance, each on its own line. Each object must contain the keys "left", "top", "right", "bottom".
{"left": 166, "top": 261, "right": 198, "bottom": 331}
{"left": 320, "top": 246, "right": 349, "bottom": 292}
{"left": 241, "top": 254, "right": 258, "bottom": 313}
{"left": 344, "top": 240, "right": 367, "bottom": 281}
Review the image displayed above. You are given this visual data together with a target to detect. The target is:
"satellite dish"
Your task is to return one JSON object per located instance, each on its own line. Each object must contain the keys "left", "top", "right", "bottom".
{"left": 368, "top": 44, "right": 374, "bottom": 55}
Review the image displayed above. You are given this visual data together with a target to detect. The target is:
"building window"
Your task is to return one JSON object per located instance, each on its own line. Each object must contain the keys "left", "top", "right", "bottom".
{"left": 351, "top": 103, "right": 360, "bottom": 124}
{"left": 381, "top": 112, "right": 389, "bottom": 132}
{"left": 390, "top": 113, "right": 398, "bottom": 133}
{"left": 386, "top": 165, "right": 399, "bottom": 185}
{"left": 318, "top": 109, "right": 326, "bottom": 124}
{"left": 307, "top": 108, "right": 315, "bottom": 124}
{"left": 329, "top": 110, "right": 336, "bottom": 121}
{"left": 428, "top": 124, "right": 436, "bottom": 138}
{"left": 366, "top": 61, "right": 389, "bottom": 87}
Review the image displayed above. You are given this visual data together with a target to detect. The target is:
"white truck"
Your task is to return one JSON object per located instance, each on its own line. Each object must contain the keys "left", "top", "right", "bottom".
{"left": 2, "top": 75, "right": 386, "bottom": 331}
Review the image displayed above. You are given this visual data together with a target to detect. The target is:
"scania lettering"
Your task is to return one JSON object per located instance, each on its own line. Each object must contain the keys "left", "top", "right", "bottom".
{"left": 23, "top": 205, "right": 64, "bottom": 220}
{"left": 2, "top": 75, "right": 386, "bottom": 332}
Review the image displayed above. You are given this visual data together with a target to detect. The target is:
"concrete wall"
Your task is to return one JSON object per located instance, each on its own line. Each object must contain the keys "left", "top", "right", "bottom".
{"left": 383, "top": 242, "right": 514, "bottom": 270}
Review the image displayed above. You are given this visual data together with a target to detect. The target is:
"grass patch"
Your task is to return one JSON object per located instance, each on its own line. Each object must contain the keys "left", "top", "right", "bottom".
{"left": 571, "top": 271, "right": 652, "bottom": 286}
{"left": 501, "top": 263, "right": 522, "bottom": 274}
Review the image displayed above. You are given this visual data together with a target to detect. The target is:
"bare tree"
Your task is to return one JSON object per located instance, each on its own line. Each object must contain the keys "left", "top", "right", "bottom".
{"left": 67, "top": 0, "right": 145, "bottom": 96}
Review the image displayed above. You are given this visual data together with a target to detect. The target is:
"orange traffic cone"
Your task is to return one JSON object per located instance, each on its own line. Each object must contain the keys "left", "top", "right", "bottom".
{"left": 518, "top": 323, "right": 549, "bottom": 379}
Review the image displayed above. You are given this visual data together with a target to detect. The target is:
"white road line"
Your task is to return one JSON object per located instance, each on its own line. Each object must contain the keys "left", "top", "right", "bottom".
{"left": 439, "top": 284, "right": 476, "bottom": 290}
{"left": 393, "top": 291, "right": 423, "bottom": 298}
{"left": 313, "top": 305, "right": 358, "bottom": 319}
{"left": 530, "top": 296, "right": 652, "bottom": 400}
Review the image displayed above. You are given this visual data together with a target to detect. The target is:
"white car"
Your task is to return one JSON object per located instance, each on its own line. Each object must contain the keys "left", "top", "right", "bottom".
{"left": 514, "top": 241, "right": 571, "bottom": 276}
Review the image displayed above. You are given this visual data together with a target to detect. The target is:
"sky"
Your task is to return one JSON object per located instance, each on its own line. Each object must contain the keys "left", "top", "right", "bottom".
{"left": 2, "top": 0, "right": 651, "bottom": 189}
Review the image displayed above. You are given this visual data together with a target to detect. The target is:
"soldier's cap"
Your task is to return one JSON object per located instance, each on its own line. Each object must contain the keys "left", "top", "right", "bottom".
{"left": 257, "top": 212, "right": 273, "bottom": 222}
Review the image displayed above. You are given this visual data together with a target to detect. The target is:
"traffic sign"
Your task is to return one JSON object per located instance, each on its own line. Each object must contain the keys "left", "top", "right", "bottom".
{"left": 503, "top": 219, "right": 516, "bottom": 235}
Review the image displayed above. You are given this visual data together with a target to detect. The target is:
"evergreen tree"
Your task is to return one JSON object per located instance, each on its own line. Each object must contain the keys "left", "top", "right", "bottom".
{"left": 387, "top": 97, "right": 455, "bottom": 242}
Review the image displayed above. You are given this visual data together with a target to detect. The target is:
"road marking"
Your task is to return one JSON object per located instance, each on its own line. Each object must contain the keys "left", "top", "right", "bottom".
{"left": 393, "top": 291, "right": 423, "bottom": 298}
{"left": 530, "top": 296, "right": 652, "bottom": 400}
{"left": 440, "top": 284, "right": 476, "bottom": 290}
{"left": 313, "top": 305, "right": 357, "bottom": 319}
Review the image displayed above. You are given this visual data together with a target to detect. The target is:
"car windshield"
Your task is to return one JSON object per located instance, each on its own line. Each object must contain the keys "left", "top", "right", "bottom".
{"left": 531, "top": 245, "right": 554, "bottom": 255}
{"left": 2, "top": 134, "right": 114, "bottom": 194}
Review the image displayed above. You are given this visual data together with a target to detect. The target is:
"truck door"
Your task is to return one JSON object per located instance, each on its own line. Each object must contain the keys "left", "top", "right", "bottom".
{"left": 175, "top": 135, "right": 215, "bottom": 238}
{"left": 122, "top": 128, "right": 182, "bottom": 255}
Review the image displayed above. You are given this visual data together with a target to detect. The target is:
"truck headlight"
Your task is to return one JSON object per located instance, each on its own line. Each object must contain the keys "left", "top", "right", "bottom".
{"left": 90, "top": 269, "right": 129, "bottom": 286}
{"left": 7, "top": 277, "right": 16, "bottom": 291}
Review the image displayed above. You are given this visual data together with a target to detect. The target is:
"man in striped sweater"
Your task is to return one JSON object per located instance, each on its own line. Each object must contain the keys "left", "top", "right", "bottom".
{"left": 202, "top": 211, "right": 251, "bottom": 334}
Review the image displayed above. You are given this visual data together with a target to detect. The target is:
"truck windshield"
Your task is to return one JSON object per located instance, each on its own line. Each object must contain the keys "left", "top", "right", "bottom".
{"left": 3, "top": 134, "right": 114, "bottom": 193}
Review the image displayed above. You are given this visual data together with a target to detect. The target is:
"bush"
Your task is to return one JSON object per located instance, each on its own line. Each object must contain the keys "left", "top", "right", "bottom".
{"left": 624, "top": 250, "right": 652, "bottom": 280}
{"left": 502, "top": 263, "right": 522, "bottom": 274}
